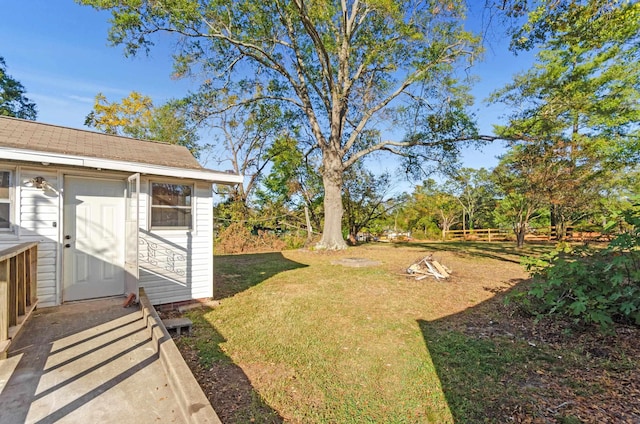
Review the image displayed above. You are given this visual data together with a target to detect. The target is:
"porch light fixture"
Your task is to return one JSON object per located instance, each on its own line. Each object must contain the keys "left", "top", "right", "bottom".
{"left": 23, "top": 176, "right": 48, "bottom": 190}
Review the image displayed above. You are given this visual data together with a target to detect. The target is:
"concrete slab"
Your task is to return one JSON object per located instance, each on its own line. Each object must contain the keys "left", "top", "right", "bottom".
{"left": 0, "top": 297, "right": 183, "bottom": 423}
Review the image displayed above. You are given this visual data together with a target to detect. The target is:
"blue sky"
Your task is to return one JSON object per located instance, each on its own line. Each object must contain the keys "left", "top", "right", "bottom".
{"left": 0, "top": 1, "right": 535, "bottom": 179}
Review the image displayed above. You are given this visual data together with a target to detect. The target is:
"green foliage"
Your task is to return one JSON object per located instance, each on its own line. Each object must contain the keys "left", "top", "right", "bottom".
{"left": 448, "top": 167, "right": 497, "bottom": 230}
{"left": 85, "top": 91, "right": 200, "bottom": 156}
{"left": 491, "top": 0, "right": 640, "bottom": 246}
{"left": 519, "top": 201, "right": 640, "bottom": 329}
{"left": 77, "top": 0, "right": 486, "bottom": 249}
{"left": 342, "top": 164, "right": 396, "bottom": 241}
{"left": 0, "top": 56, "right": 37, "bottom": 120}
{"left": 398, "top": 179, "right": 462, "bottom": 240}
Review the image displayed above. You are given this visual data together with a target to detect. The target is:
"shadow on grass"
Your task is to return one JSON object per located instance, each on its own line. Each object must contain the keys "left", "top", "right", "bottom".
{"left": 392, "top": 240, "right": 554, "bottom": 264}
{"left": 213, "top": 252, "right": 308, "bottom": 300}
{"left": 416, "top": 279, "right": 555, "bottom": 422}
{"left": 180, "top": 306, "right": 284, "bottom": 424}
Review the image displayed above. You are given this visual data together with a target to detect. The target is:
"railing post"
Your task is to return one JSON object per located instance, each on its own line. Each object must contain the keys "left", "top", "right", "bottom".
{"left": 9, "top": 257, "right": 17, "bottom": 327}
{"left": 29, "top": 245, "right": 38, "bottom": 306}
{"left": 17, "top": 252, "right": 26, "bottom": 317}
{"left": 1, "top": 260, "right": 9, "bottom": 353}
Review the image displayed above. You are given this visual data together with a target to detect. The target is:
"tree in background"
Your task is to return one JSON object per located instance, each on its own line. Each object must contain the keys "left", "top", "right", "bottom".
{"left": 255, "top": 133, "right": 324, "bottom": 243}
{"left": 397, "top": 183, "right": 440, "bottom": 240}
{"left": 400, "top": 179, "right": 461, "bottom": 240}
{"left": 85, "top": 91, "right": 200, "bottom": 155}
{"left": 185, "top": 86, "right": 305, "bottom": 222}
{"left": 448, "top": 167, "right": 496, "bottom": 233}
{"left": 0, "top": 56, "right": 37, "bottom": 120}
{"left": 492, "top": 146, "right": 549, "bottom": 248}
{"left": 342, "top": 164, "right": 396, "bottom": 244}
{"left": 79, "top": 0, "right": 492, "bottom": 250}
{"left": 491, "top": 0, "right": 640, "bottom": 238}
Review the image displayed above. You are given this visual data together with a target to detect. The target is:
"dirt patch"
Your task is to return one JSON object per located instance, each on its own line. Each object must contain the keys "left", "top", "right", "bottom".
{"left": 330, "top": 257, "right": 381, "bottom": 267}
{"left": 429, "top": 288, "right": 640, "bottom": 423}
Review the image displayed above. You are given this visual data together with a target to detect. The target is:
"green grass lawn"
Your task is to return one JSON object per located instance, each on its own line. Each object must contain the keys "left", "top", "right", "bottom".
{"left": 177, "top": 242, "right": 639, "bottom": 423}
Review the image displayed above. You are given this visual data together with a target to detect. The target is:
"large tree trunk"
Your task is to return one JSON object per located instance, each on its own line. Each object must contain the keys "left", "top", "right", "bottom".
{"left": 515, "top": 222, "right": 526, "bottom": 248}
{"left": 317, "top": 158, "right": 347, "bottom": 250}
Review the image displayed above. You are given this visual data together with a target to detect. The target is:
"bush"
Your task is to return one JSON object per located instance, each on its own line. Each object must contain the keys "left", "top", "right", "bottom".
{"left": 518, "top": 205, "right": 640, "bottom": 329}
{"left": 215, "top": 222, "right": 297, "bottom": 254}
{"left": 215, "top": 222, "right": 253, "bottom": 254}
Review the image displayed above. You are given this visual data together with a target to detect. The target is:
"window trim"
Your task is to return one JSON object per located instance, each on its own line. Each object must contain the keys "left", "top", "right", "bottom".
{"left": 149, "top": 180, "right": 194, "bottom": 231}
{"left": 0, "top": 169, "right": 14, "bottom": 234}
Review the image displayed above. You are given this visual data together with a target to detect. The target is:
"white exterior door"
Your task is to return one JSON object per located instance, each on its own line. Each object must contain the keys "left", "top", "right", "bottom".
{"left": 63, "top": 177, "right": 126, "bottom": 302}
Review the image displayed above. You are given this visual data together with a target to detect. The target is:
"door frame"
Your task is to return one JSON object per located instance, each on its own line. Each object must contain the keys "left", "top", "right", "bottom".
{"left": 125, "top": 173, "right": 140, "bottom": 300}
{"left": 61, "top": 174, "right": 128, "bottom": 302}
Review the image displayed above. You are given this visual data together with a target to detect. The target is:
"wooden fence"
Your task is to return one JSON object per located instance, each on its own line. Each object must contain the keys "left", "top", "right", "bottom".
{"left": 0, "top": 242, "right": 38, "bottom": 359}
{"left": 443, "top": 228, "right": 512, "bottom": 242}
{"left": 443, "top": 227, "right": 609, "bottom": 243}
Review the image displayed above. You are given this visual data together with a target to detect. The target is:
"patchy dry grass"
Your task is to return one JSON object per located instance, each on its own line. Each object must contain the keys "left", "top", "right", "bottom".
{"left": 176, "top": 242, "right": 640, "bottom": 423}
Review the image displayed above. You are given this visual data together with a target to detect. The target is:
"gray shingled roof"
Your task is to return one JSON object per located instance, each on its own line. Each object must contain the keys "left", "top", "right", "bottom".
{"left": 0, "top": 116, "right": 203, "bottom": 170}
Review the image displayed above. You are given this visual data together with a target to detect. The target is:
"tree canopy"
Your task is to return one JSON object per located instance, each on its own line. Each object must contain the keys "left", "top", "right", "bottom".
{"left": 0, "top": 56, "right": 37, "bottom": 120}
{"left": 85, "top": 91, "right": 200, "bottom": 156}
{"left": 78, "top": 0, "right": 491, "bottom": 249}
{"left": 490, "top": 0, "right": 640, "bottom": 241}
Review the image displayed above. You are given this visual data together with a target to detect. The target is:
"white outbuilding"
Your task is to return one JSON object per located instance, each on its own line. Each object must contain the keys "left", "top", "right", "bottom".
{"left": 0, "top": 116, "right": 243, "bottom": 307}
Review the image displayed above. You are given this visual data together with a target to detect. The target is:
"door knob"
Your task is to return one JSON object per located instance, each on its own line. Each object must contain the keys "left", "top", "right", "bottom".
{"left": 65, "top": 235, "right": 71, "bottom": 239}
{"left": 65, "top": 244, "right": 71, "bottom": 248}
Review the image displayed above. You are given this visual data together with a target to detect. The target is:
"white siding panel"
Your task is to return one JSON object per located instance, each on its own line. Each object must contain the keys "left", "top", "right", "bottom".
{"left": 20, "top": 168, "right": 61, "bottom": 307}
{"left": 140, "top": 180, "right": 214, "bottom": 305}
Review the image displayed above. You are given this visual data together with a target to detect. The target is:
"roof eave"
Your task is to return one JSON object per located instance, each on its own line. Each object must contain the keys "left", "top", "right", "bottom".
{"left": 0, "top": 147, "right": 244, "bottom": 184}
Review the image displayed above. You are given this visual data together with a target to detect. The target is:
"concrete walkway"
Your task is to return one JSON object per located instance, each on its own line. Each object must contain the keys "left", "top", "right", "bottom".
{"left": 0, "top": 297, "right": 205, "bottom": 423}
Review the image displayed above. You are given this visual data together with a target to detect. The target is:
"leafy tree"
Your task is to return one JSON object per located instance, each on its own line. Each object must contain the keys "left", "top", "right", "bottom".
{"left": 433, "top": 191, "right": 461, "bottom": 240}
{"left": 448, "top": 167, "right": 496, "bottom": 233}
{"left": 342, "top": 164, "right": 395, "bottom": 244}
{"left": 0, "top": 56, "right": 37, "bottom": 120}
{"left": 492, "top": 146, "right": 548, "bottom": 247}
{"left": 85, "top": 91, "right": 199, "bottom": 155}
{"left": 185, "top": 84, "right": 303, "bottom": 216}
{"left": 490, "top": 0, "right": 640, "bottom": 238}
{"left": 401, "top": 179, "right": 461, "bottom": 240}
{"left": 78, "top": 0, "right": 492, "bottom": 250}
{"left": 254, "top": 132, "right": 324, "bottom": 242}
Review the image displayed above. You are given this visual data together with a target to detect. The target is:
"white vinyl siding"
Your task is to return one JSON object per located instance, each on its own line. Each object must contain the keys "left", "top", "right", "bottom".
{"left": 0, "top": 168, "right": 60, "bottom": 307}
{"left": 138, "top": 179, "right": 214, "bottom": 305}
{"left": 19, "top": 170, "right": 59, "bottom": 307}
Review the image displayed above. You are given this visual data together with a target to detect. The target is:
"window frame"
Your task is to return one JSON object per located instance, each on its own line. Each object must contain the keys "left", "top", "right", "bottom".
{"left": 148, "top": 180, "right": 194, "bottom": 231}
{"left": 0, "top": 169, "right": 14, "bottom": 233}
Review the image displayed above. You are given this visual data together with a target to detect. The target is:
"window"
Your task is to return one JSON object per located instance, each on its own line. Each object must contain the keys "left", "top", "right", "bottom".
{"left": 150, "top": 182, "right": 192, "bottom": 229}
{"left": 0, "top": 171, "right": 11, "bottom": 230}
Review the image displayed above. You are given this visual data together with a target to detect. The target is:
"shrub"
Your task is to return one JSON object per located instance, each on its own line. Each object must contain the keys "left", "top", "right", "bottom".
{"left": 215, "top": 222, "right": 253, "bottom": 254}
{"left": 518, "top": 204, "right": 640, "bottom": 329}
{"left": 215, "top": 222, "right": 297, "bottom": 254}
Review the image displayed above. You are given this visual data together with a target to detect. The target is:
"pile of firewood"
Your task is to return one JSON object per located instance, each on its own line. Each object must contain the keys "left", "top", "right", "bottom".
{"left": 406, "top": 255, "right": 451, "bottom": 280}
